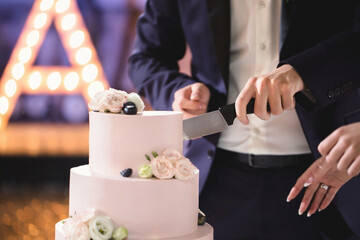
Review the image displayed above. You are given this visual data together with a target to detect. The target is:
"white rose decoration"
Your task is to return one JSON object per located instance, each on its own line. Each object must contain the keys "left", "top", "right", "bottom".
{"left": 126, "top": 92, "right": 145, "bottom": 112}
{"left": 88, "top": 89, "right": 128, "bottom": 113}
{"left": 88, "top": 90, "right": 107, "bottom": 112}
{"left": 73, "top": 208, "right": 96, "bottom": 224}
{"left": 151, "top": 155, "right": 175, "bottom": 179}
{"left": 162, "top": 149, "right": 184, "bottom": 164}
{"left": 70, "top": 222, "right": 90, "bottom": 240}
{"left": 89, "top": 215, "right": 115, "bottom": 240}
{"left": 174, "top": 158, "right": 197, "bottom": 180}
{"left": 103, "top": 89, "right": 127, "bottom": 113}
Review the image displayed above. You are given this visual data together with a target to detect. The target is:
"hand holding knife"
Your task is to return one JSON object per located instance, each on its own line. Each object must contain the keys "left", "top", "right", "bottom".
{"left": 183, "top": 98, "right": 270, "bottom": 140}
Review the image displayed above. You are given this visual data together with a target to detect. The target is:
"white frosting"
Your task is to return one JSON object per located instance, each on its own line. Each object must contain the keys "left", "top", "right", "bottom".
{"left": 89, "top": 111, "right": 183, "bottom": 176}
{"left": 68, "top": 165, "right": 200, "bottom": 239}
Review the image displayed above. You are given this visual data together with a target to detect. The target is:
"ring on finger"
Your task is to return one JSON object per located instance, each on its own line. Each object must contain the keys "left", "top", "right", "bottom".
{"left": 320, "top": 183, "right": 329, "bottom": 191}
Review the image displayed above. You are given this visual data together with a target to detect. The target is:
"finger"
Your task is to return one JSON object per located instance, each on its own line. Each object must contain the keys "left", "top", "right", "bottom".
{"left": 348, "top": 156, "right": 360, "bottom": 177}
{"left": 307, "top": 185, "right": 328, "bottom": 217}
{"left": 325, "top": 141, "right": 347, "bottom": 166}
{"left": 286, "top": 157, "right": 329, "bottom": 202}
{"left": 268, "top": 85, "right": 283, "bottom": 115}
{"left": 236, "top": 79, "right": 255, "bottom": 125}
{"left": 318, "top": 130, "right": 340, "bottom": 156}
{"left": 281, "top": 91, "right": 295, "bottom": 110}
{"left": 298, "top": 183, "right": 319, "bottom": 215}
{"left": 190, "top": 83, "right": 204, "bottom": 101}
{"left": 178, "top": 96, "right": 206, "bottom": 111}
{"left": 337, "top": 147, "right": 355, "bottom": 172}
{"left": 254, "top": 80, "right": 270, "bottom": 120}
{"left": 318, "top": 188, "right": 338, "bottom": 212}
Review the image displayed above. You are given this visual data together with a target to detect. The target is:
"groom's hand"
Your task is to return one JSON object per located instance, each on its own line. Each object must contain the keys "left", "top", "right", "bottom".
{"left": 172, "top": 83, "right": 210, "bottom": 119}
{"left": 235, "top": 64, "right": 305, "bottom": 124}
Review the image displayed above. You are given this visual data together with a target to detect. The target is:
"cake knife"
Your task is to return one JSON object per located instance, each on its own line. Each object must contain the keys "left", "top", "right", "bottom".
{"left": 183, "top": 98, "right": 270, "bottom": 140}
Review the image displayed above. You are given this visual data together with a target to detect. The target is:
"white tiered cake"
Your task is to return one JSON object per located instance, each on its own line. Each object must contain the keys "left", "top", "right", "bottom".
{"left": 55, "top": 89, "right": 213, "bottom": 240}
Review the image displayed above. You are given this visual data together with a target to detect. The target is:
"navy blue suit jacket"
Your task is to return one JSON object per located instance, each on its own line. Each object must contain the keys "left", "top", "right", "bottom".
{"left": 129, "top": 0, "right": 360, "bottom": 235}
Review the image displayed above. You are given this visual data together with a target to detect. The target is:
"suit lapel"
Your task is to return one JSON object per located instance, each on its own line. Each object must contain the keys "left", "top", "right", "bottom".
{"left": 205, "top": 0, "right": 230, "bottom": 86}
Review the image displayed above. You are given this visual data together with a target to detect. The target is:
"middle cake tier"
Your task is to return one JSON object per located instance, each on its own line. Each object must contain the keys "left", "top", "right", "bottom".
{"left": 69, "top": 165, "right": 199, "bottom": 239}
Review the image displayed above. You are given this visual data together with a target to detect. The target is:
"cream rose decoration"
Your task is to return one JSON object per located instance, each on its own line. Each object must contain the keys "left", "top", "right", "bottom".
{"left": 88, "top": 90, "right": 107, "bottom": 112}
{"left": 88, "top": 88, "right": 127, "bottom": 113}
{"left": 70, "top": 222, "right": 90, "bottom": 240}
{"left": 151, "top": 155, "right": 175, "bottom": 179}
{"left": 89, "top": 215, "right": 114, "bottom": 240}
{"left": 174, "top": 158, "right": 197, "bottom": 180}
{"left": 162, "top": 149, "right": 184, "bottom": 164}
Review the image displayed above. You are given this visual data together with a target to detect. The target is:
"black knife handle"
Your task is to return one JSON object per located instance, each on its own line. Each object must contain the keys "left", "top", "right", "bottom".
{"left": 218, "top": 98, "right": 270, "bottom": 125}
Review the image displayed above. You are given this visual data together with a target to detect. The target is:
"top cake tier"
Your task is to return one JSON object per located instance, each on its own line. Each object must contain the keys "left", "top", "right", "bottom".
{"left": 89, "top": 111, "right": 183, "bottom": 176}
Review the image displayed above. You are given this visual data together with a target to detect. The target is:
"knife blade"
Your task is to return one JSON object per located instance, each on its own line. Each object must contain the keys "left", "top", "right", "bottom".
{"left": 183, "top": 98, "right": 270, "bottom": 140}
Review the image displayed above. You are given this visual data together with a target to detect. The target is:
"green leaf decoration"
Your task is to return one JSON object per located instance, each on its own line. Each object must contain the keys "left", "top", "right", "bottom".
{"left": 152, "top": 151, "right": 158, "bottom": 158}
{"left": 145, "top": 154, "right": 151, "bottom": 161}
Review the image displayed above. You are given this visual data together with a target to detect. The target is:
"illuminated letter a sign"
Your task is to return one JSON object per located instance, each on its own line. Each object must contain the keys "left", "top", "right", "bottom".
{"left": 0, "top": 0, "right": 109, "bottom": 130}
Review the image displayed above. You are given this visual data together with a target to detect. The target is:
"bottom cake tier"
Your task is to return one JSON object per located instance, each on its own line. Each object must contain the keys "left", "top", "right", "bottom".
{"left": 59, "top": 165, "right": 210, "bottom": 239}
{"left": 55, "top": 221, "right": 213, "bottom": 240}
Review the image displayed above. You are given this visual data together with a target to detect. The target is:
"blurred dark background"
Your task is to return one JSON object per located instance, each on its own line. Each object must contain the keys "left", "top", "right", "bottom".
{"left": 0, "top": 0, "right": 146, "bottom": 239}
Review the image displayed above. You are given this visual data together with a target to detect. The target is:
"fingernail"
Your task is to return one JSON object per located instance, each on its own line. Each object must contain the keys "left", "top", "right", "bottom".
{"left": 307, "top": 212, "right": 312, "bottom": 217}
{"left": 318, "top": 208, "right": 322, "bottom": 212}
{"left": 304, "top": 177, "right": 314, "bottom": 187}
{"left": 286, "top": 187, "right": 295, "bottom": 202}
{"left": 298, "top": 203, "right": 304, "bottom": 215}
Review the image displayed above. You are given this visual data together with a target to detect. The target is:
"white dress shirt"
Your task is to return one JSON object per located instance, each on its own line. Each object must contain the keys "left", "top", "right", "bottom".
{"left": 217, "top": 0, "right": 311, "bottom": 155}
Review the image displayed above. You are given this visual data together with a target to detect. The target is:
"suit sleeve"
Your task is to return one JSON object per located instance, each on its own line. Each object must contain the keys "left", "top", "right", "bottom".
{"left": 128, "top": 0, "right": 196, "bottom": 110}
{"left": 281, "top": 30, "right": 360, "bottom": 111}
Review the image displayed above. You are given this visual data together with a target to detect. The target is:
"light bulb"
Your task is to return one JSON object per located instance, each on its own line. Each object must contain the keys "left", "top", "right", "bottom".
{"left": 69, "top": 30, "right": 85, "bottom": 48}
{"left": 0, "top": 97, "right": 9, "bottom": 115}
{"left": 75, "top": 47, "right": 92, "bottom": 65}
{"left": 64, "top": 72, "right": 79, "bottom": 91}
{"left": 61, "top": 13, "right": 76, "bottom": 31}
{"left": 88, "top": 81, "right": 104, "bottom": 99}
{"left": 55, "top": 0, "right": 71, "bottom": 13}
{"left": 47, "top": 72, "right": 62, "bottom": 90}
{"left": 5, "top": 79, "right": 17, "bottom": 97}
{"left": 26, "top": 30, "right": 40, "bottom": 47}
{"left": 28, "top": 72, "right": 42, "bottom": 90}
{"left": 11, "top": 63, "right": 25, "bottom": 80}
{"left": 40, "top": 0, "right": 54, "bottom": 11}
{"left": 18, "top": 47, "right": 32, "bottom": 63}
{"left": 33, "top": 13, "right": 48, "bottom": 29}
{"left": 82, "top": 64, "right": 98, "bottom": 83}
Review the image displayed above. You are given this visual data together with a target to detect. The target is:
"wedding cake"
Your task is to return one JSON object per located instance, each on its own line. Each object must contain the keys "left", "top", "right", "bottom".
{"left": 55, "top": 89, "right": 213, "bottom": 240}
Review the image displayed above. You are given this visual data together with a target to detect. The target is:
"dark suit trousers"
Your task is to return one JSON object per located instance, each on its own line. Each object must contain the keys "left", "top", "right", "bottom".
{"left": 199, "top": 149, "right": 357, "bottom": 240}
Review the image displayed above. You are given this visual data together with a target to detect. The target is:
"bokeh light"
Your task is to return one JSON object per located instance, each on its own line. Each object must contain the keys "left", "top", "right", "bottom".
{"left": 26, "top": 30, "right": 40, "bottom": 47}
{"left": 47, "top": 72, "right": 62, "bottom": 90}
{"left": 88, "top": 81, "right": 105, "bottom": 99}
{"left": 0, "top": 97, "right": 9, "bottom": 115}
{"left": 81, "top": 64, "right": 98, "bottom": 83}
{"left": 18, "top": 47, "right": 32, "bottom": 64}
{"left": 64, "top": 72, "right": 79, "bottom": 91}
{"left": 28, "top": 72, "right": 42, "bottom": 90}
{"left": 33, "top": 13, "right": 48, "bottom": 29}
{"left": 40, "top": 0, "right": 55, "bottom": 12}
{"left": 5, "top": 79, "right": 17, "bottom": 98}
{"left": 11, "top": 63, "right": 25, "bottom": 80}
{"left": 75, "top": 47, "right": 92, "bottom": 65}
{"left": 61, "top": 14, "right": 76, "bottom": 31}
{"left": 69, "top": 30, "right": 85, "bottom": 48}
{"left": 55, "top": 0, "right": 71, "bottom": 13}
